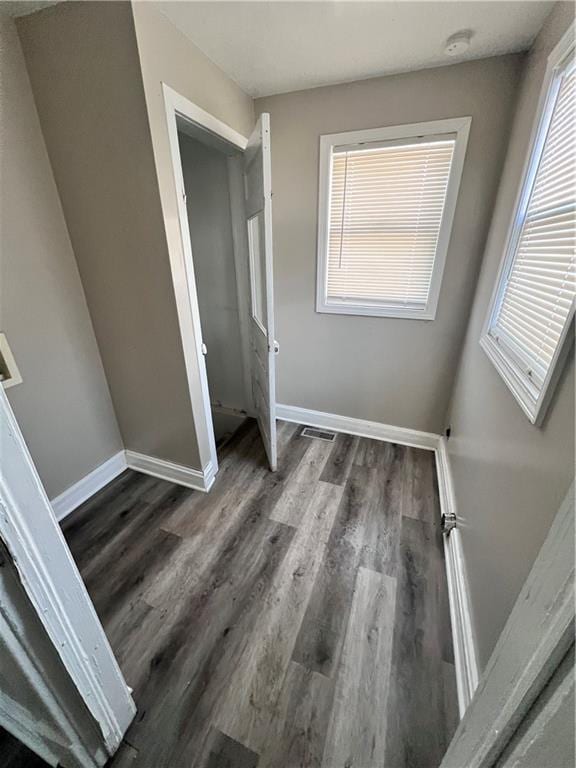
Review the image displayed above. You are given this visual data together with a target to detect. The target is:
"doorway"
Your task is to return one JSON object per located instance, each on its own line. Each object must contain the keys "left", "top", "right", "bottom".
{"left": 162, "top": 86, "right": 278, "bottom": 481}
{"left": 178, "top": 128, "right": 251, "bottom": 449}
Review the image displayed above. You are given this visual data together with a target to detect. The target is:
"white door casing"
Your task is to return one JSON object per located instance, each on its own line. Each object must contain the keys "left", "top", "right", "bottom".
{"left": 0, "top": 543, "right": 108, "bottom": 768}
{"left": 244, "top": 113, "right": 278, "bottom": 471}
{"left": 0, "top": 387, "right": 135, "bottom": 759}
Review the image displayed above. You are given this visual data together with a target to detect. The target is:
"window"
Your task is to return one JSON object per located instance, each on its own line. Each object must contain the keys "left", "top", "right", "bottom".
{"left": 481, "top": 30, "right": 575, "bottom": 425}
{"left": 316, "top": 118, "right": 471, "bottom": 319}
{"left": 248, "top": 213, "right": 267, "bottom": 333}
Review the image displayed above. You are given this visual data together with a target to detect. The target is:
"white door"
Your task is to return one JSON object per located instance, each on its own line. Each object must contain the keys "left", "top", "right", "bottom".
{"left": 244, "top": 113, "right": 277, "bottom": 471}
{"left": 0, "top": 387, "right": 135, "bottom": 764}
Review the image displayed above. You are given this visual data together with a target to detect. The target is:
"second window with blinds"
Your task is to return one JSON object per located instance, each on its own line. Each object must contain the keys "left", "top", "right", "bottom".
{"left": 316, "top": 118, "right": 471, "bottom": 319}
{"left": 481, "top": 30, "right": 574, "bottom": 425}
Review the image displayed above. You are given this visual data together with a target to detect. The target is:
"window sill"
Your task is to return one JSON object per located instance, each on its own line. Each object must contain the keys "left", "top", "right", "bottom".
{"left": 480, "top": 333, "right": 541, "bottom": 425}
{"left": 316, "top": 299, "right": 436, "bottom": 321}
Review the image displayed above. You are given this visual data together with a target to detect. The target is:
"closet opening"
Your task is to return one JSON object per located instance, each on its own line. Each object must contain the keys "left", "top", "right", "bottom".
{"left": 177, "top": 124, "right": 251, "bottom": 450}
{"left": 163, "top": 85, "right": 278, "bottom": 486}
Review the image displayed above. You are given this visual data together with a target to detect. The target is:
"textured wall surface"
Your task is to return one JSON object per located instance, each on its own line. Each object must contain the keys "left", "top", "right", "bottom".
{"left": 2, "top": 12, "right": 121, "bottom": 499}
{"left": 18, "top": 1, "right": 201, "bottom": 468}
{"left": 445, "top": 2, "right": 575, "bottom": 669}
{"left": 256, "top": 54, "right": 523, "bottom": 433}
{"left": 179, "top": 134, "right": 246, "bottom": 414}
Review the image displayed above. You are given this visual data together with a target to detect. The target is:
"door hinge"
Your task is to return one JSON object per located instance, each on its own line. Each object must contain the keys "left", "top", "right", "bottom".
{"left": 201, "top": 343, "right": 208, "bottom": 355}
{"left": 441, "top": 512, "right": 457, "bottom": 536}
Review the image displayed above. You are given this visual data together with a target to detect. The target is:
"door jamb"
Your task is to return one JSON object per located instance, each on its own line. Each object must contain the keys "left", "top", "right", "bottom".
{"left": 162, "top": 84, "right": 249, "bottom": 485}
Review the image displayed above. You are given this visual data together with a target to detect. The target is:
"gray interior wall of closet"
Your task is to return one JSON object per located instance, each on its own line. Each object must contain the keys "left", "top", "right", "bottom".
{"left": 178, "top": 133, "right": 248, "bottom": 439}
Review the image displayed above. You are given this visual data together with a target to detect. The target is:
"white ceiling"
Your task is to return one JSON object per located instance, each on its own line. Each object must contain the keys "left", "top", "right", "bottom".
{"left": 154, "top": 0, "right": 554, "bottom": 98}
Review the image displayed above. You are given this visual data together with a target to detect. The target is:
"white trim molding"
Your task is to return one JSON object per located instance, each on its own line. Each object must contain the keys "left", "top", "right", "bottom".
{"left": 125, "top": 450, "right": 215, "bottom": 493}
{"left": 165, "top": 84, "right": 248, "bottom": 152}
{"left": 0, "top": 332, "right": 23, "bottom": 389}
{"left": 315, "top": 117, "right": 471, "bottom": 321}
{"left": 51, "top": 448, "right": 216, "bottom": 523}
{"left": 435, "top": 439, "right": 480, "bottom": 717}
{"left": 0, "top": 548, "right": 109, "bottom": 768}
{"left": 51, "top": 452, "right": 127, "bottom": 522}
{"left": 161, "top": 84, "right": 251, "bottom": 497}
{"left": 0, "top": 387, "right": 135, "bottom": 757}
{"left": 277, "top": 403, "right": 441, "bottom": 451}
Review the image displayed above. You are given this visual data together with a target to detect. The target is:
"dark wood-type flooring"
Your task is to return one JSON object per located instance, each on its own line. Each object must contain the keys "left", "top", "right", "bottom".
{"left": 61, "top": 419, "right": 458, "bottom": 768}
{"left": 0, "top": 728, "right": 51, "bottom": 768}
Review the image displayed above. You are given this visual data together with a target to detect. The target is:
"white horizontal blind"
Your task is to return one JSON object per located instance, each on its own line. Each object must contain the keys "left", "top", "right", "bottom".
{"left": 326, "top": 137, "right": 456, "bottom": 309}
{"left": 490, "top": 60, "right": 575, "bottom": 390}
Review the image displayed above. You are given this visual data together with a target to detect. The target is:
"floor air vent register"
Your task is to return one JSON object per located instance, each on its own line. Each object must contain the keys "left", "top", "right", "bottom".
{"left": 300, "top": 426, "right": 337, "bottom": 442}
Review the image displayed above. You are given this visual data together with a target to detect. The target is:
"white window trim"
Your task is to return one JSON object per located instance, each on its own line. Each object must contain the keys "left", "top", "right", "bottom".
{"left": 316, "top": 117, "right": 471, "bottom": 320}
{"left": 480, "top": 25, "right": 575, "bottom": 426}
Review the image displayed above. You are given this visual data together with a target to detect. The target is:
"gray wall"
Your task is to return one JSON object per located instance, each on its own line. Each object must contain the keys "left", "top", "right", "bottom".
{"left": 179, "top": 134, "right": 246, "bottom": 414}
{"left": 131, "top": 1, "right": 255, "bottom": 458}
{"left": 17, "top": 1, "right": 201, "bottom": 468}
{"left": 255, "top": 54, "right": 523, "bottom": 433}
{"left": 1, "top": 13, "right": 121, "bottom": 500}
{"left": 445, "top": 2, "right": 575, "bottom": 670}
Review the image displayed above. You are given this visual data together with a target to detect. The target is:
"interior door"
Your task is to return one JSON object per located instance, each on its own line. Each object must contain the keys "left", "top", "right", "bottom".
{"left": 244, "top": 113, "right": 277, "bottom": 471}
{"left": 0, "top": 386, "right": 135, "bottom": 764}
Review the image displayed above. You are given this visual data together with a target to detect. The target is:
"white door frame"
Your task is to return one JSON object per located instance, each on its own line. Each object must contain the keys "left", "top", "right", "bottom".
{"left": 0, "top": 387, "right": 136, "bottom": 760}
{"left": 162, "top": 83, "right": 249, "bottom": 488}
{"left": 441, "top": 480, "right": 574, "bottom": 767}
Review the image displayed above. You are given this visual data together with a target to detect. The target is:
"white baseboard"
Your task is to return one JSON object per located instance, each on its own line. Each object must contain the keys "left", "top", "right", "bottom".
{"left": 52, "top": 449, "right": 215, "bottom": 521}
{"left": 124, "top": 450, "right": 215, "bottom": 493}
{"left": 435, "top": 438, "right": 480, "bottom": 718}
{"left": 51, "top": 451, "right": 127, "bottom": 522}
{"left": 276, "top": 403, "right": 441, "bottom": 451}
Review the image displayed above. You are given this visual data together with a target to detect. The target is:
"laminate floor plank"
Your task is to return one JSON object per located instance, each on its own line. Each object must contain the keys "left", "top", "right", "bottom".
{"left": 383, "top": 516, "right": 457, "bottom": 768}
{"left": 258, "top": 661, "right": 334, "bottom": 768}
{"left": 201, "top": 729, "right": 259, "bottom": 768}
{"left": 322, "top": 567, "right": 396, "bottom": 768}
{"left": 81, "top": 483, "right": 190, "bottom": 584}
{"left": 63, "top": 473, "right": 162, "bottom": 570}
{"left": 61, "top": 469, "right": 142, "bottom": 537}
{"left": 270, "top": 435, "right": 335, "bottom": 527}
{"left": 108, "top": 742, "right": 140, "bottom": 768}
{"left": 319, "top": 432, "right": 359, "bottom": 486}
{"left": 292, "top": 464, "right": 372, "bottom": 677}
{"left": 358, "top": 440, "right": 406, "bottom": 577}
{"left": 58, "top": 419, "right": 457, "bottom": 768}
{"left": 214, "top": 480, "right": 343, "bottom": 754}
{"left": 160, "top": 422, "right": 267, "bottom": 540}
{"left": 101, "top": 598, "right": 162, "bottom": 690}
{"left": 84, "top": 527, "right": 181, "bottom": 627}
{"left": 401, "top": 447, "right": 439, "bottom": 524}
